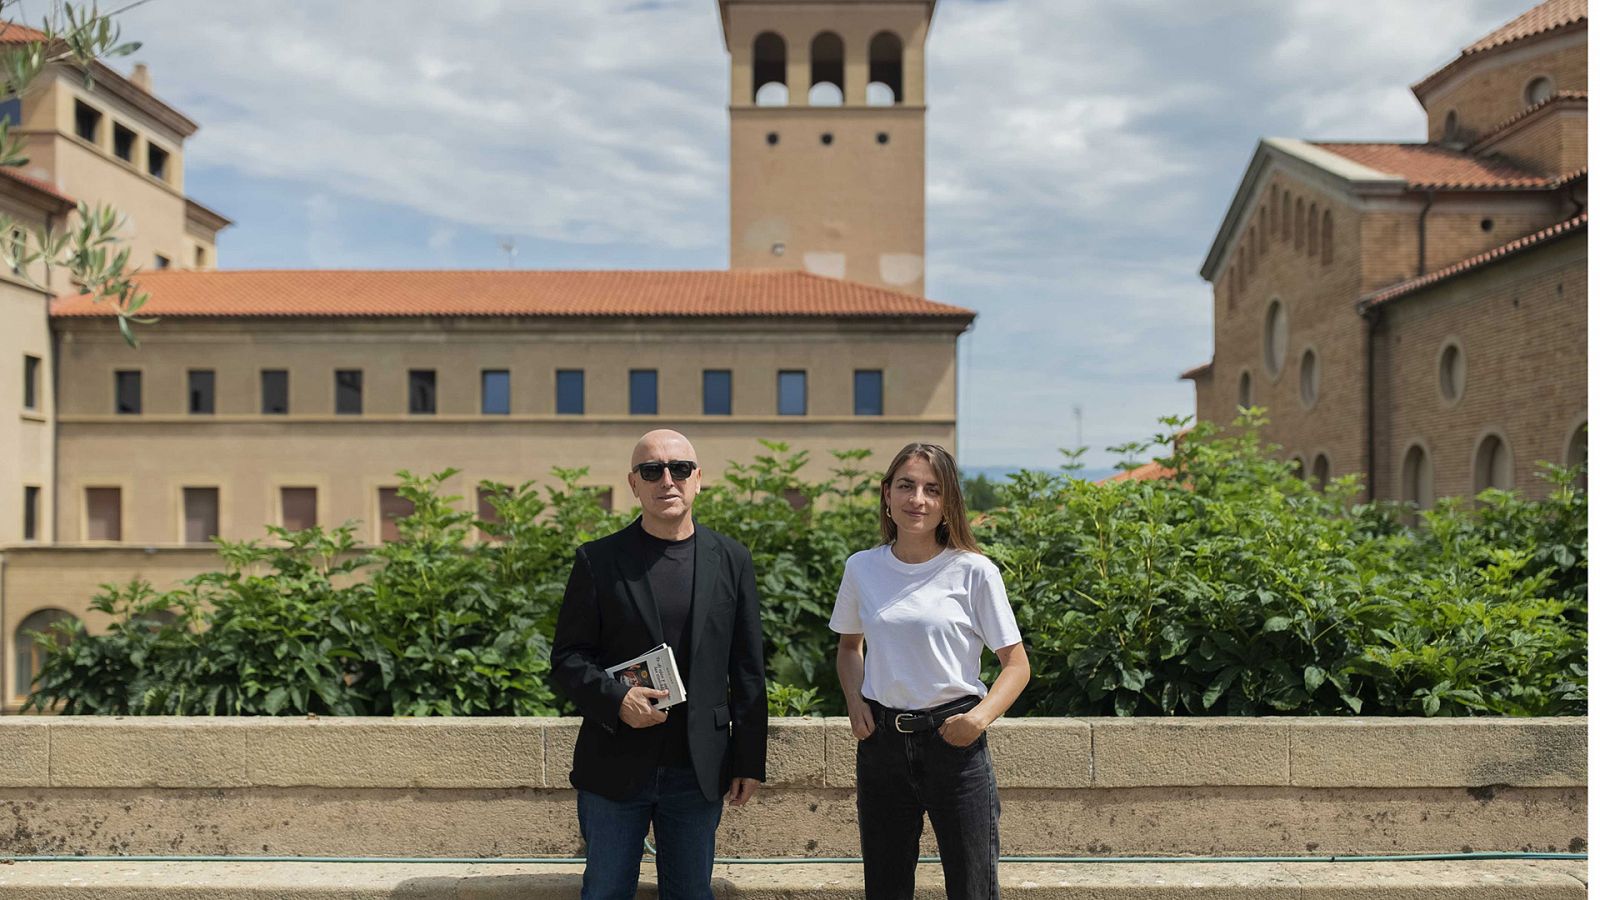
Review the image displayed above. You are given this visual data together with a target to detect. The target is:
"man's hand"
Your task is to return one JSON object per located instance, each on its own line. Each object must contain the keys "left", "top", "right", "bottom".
{"left": 724, "top": 777, "right": 760, "bottom": 807}
{"left": 936, "top": 711, "right": 986, "bottom": 748}
{"left": 618, "top": 686, "right": 669, "bottom": 728}
{"left": 846, "top": 698, "right": 876, "bottom": 741}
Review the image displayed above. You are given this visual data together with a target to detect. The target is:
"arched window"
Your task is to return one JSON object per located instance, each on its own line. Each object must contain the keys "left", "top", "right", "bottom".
{"left": 1525, "top": 76, "right": 1554, "bottom": 107}
{"left": 1294, "top": 198, "right": 1305, "bottom": 249}
{"left": 1402, "top": 444, "right": 1434, "bottom": 512}
{"left": 1311, "top": 453, "right": 1331, "bottom": 491}
{"left": 1263, "top": 299, "right": 1287, "bottom": 378}
{"left": 15, "top": 608, "right": 76, "bottom": 698}
{"left": 1299, "top": 348, "right": 1319, "bottom": 408}
{"left": 1245, "top": 229, "right": 1256, "bottom": 276}
{"left": 1289, "top": 455, "right": 1305, "bottom": 479}
{"left": 1442, "top": 110, "right": 1459, "bottom": 142}
{"left": 1321, "top": 209, "right": 1333, "bottom": 265}
{"left": 1270, "top": 186, "right": 1279, "bottom": 235}
{"left": 752, "top": 32, "right": 787, "bottom": 106}
{"left": 1473, "top": 433, "right": 1513, "bottom": 495}
{"left": 1280, "top": 192, "right": 1292, "bottom": 241}
{"left": 1567, "top": 422, "right": 1586, "bottom": 491}
{"left": 1238, "top": 370, "right": 1252, "bottom": 409}
{"left": 809, "top": 32, "right": 844, "bottom": 106}
{"left": 1257, "top": 215, "right": 1266, "bottom": 256}
{"left": 867, "top": 31, "right": 903, "bottom": 105}
{"left": 1306, "top": 203, "right": 1319, "bottom": 257}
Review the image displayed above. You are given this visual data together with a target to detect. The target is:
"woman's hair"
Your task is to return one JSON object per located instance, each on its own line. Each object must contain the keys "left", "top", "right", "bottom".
{"left": 878, "top": 442, "right": 982, "bottom": 553}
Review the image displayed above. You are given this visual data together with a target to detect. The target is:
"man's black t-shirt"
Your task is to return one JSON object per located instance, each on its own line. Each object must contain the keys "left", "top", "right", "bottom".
{"left": 639, "top": 527, "right": 695, "bottom": 767}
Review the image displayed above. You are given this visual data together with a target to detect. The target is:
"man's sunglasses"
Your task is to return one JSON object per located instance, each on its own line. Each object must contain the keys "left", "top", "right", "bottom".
{"left": 633, "top": 460, "right": 699, "bottom": 482}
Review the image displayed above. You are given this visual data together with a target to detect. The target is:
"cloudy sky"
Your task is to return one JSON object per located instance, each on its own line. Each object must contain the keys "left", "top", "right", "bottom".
{"left": 109, "top": 0, "right": 1538, "bottom": 469}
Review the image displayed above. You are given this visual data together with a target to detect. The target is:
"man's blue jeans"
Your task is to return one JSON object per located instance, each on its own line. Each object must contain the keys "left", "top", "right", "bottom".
{"left": 577, "top": 766, "right": 724, "bottom": 900}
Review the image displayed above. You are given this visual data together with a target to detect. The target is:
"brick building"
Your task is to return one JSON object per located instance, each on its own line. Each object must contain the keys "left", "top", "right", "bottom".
{"left": 1185, "top": 0, "right": 1586, "bottom": 503}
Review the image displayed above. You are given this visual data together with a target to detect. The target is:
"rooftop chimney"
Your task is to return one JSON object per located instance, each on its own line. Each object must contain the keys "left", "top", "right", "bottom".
{"left": 131, "top": 63, "right": 151, "bottom": 92}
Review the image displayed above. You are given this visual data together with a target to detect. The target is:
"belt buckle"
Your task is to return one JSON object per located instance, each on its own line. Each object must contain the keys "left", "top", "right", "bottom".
{"left": 894, "top": 712, "right": 916, "bottom": 733}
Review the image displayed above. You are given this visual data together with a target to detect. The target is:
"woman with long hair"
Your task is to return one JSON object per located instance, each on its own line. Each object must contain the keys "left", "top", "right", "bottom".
{"left": 830, "top": 442, "right": 1030, "bottom": 899}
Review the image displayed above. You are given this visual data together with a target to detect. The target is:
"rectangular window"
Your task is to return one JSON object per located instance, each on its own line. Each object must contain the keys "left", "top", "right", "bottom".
{"left": 188, "top": 369, "right": 214, "bottom": 415}
{"left": 378, "top": 487, "right": 414, "bottom": 542}
{"left": 112, "top": 123, "right": 136, "bottom": 162}
{"left": 115, "top": 370, "right": 141, "bottom": 414}
{"left": 154, "top": 253, "right": 170, "bottom": 269}
{"left": 9, "top": 227, "right": 24, "bottom": 275}
{"left": 477, "top": 486, "right": 506, "bottom": 541}
{"left": 182, "top": 487, "right": 219, "bottom": 544}
{"left": 629, "top": 369, "right": 658, "bottom": 415}
{"left": 777, "top": 370, "right": 807, "bottom": 416}
{"left": 408, "top": 369, "right": 436, "bottom": 415}
{"left": 703, "top": 369, "right": 732, "bottom": 415}
{"left": 23, "top": 485, "right": 39, "bottom": 541}
{"left": 556, "top": 369, "right": 584, "bottom": 415}
{"left": 0, "top": 98, "right": 20, "bottom": 127}
{"left": 335, "top": 369, "right": 362, "bottom": 415}
{"left": 261, "top": 369, "right": 288, "bottom": 414}
{"left": 280, "top": 487, "right": 317, "bottom": 532}
{"left": 193, "top": 245, "right": 207, "bottom": 269}
{"left": 481, "top": 369, "right": 510, "bottom": 415}
{"left": 74, "top": 100, "right": 101, "bottom": 144}
{"left": 85, "top": 487, "right": 121, "bottom": 541}
{"left": 854, "top": 369, "right": 884, "bottom": 416}
{"left": 593, "top": 487, "right": 614, "bottom": 513}
{"left": 22, "top": 354, "right": 39, "bottom": 410}
{"left": 147, "top": 143, "right": 169, "bottom": 181}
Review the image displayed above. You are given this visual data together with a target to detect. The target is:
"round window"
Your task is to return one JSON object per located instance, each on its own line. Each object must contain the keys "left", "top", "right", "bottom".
{"left": 1263, "top": 300, "right": 1287, "bottom": 378}
{"left": 1438, "top": 342, "right": 1465, "bottom": 404}
{"left": 1299, "top": 348, "right": 1319, "bottom": 408}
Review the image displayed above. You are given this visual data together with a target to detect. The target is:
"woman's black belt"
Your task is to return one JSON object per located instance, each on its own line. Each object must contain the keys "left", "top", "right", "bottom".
{"left": 866, "top": 695, "right": 980, "bottom": 733}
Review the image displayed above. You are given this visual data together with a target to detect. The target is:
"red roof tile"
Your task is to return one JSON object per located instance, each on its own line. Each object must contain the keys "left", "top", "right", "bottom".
{"left": 0, "top": 21, "right": 49, "bottom": 43}
{"left": 1310, "top": 142, "right": 1552, "bottom": 190}
{"left": 1471, "top": 90, "right": 1587, "bottom": 151}
{"left": 0, "top": 167, "right": 74, "bottom": 205}
{"left": 1179, "top": 360, "right": 1212, "bottom": 380}
{"left": 49, "top": 269, "right": 977, "bottom": 321}
{"left": 1103, "top": 460, "right": 1177, "bottom": 484}
{"left": 1463, "top": 0, "right": 1586, "bottom": 56}
{"left": 1361, "top": 212, "right": 1586, "bottom": 308}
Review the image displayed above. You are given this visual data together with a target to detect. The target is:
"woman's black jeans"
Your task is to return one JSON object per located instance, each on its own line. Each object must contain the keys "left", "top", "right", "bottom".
{"left": 855, "top": 700, "right": 1001, "bottom": 900}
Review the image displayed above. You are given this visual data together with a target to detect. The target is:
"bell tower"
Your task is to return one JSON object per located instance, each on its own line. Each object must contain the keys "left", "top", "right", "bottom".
{"left": 719, "top": 0, "right": 935, "bottom": 296}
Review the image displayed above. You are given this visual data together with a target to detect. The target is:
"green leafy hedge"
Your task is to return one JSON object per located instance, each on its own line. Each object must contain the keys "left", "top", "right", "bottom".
{"left": 26, "top": 415, "right": 1586, "bottom": 717}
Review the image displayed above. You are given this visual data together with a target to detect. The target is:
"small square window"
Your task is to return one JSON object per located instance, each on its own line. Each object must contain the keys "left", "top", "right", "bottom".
{"left": 408, "top": 369, "right": 437, "bottom": 415}
{"left": 854, "top": 370, "right": 883, "bottom": 416}
{"left": 115, "top": 370, "right": 141, "bottom": 414}
{"left": 777, "top": 370, "right": 806, "bottom": 416}
{"left": 261, "top": 369, "right": 289, "bottom": 414}
{"left": 629, "top": 369, "right": 658, "bottom": 415}
{"left": 182, "top": 487, "right": 219, "bottom": 544}
{"left": 556, "top": 369, "right": 584, "bottom": 415}
{"left": 280, "top": 487, "right": 318, "bottom": 532}
{"left": 378, "top": 487, "right": 414, "bottom": 542}
{"left": 193, "top": 244, "right": 207, "bottom": 269}
{"left": 23, "top": 354, "right": 40, "bottom": 410}
{"left": 85, "top": 486, "right": 121, "bottom": 541}
{"left": 147, "top": 143, "right": 169, "bottom": 181}
{"left": 74, "top": 100, "right": 101, "bottom": 143}
{"left": 112, "top": 123, "right": 136, "bottom": 162}
{"left": 188, "top": 369, "right": 214, "bottom": 415}
{"left": 481, "top": 370, "right": 510, "bottom": 415}
{"left": 335, "top": 369, "right": 362, "bottom": 415}
{"left": 703, "top": 370, "right": 732, "bottom": 415}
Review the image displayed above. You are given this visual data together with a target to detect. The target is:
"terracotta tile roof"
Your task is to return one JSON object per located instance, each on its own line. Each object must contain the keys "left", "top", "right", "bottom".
{"left": 1462, "top": 0, "right": 1586, "bottom": 56}
{"left": 1102, "top": 460, "right": 1177, "bottom": 484}
{"left": 0, "top": 167, "right": 74, "bottom": 205}
{"left": 49, "top": 269, "right": 978, "bottom": 321}
{"left": 1310, "top": 142, "right": 1552, "bottom": 190}
{"left": 1179, "top": 360, "right": 1212, "bottom": 380}
{"left": 1361, "top": 212, "right": 1586, "bottom": 308}
{"left": 0, "top": 21, "right": 49, "bottom": 43}
{"left": 1470, "top": 90, "right": 1587, "bottom": 151}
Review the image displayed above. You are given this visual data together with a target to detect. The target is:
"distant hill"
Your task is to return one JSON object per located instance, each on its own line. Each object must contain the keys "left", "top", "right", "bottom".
{"left": 961, "top": 464, "right": 1119, "bottom": 484}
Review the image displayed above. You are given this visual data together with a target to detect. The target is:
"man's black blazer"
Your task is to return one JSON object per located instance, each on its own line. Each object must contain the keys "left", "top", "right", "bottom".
{"left": 551, "top": 518, "right": 768, "bottom": 803}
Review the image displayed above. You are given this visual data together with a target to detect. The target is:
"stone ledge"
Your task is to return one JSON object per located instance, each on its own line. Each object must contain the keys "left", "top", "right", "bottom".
{"left": 0, "top": 716, "right": 1583, "bottom": 791}
{"left": 0, "top": 859, "right": 1583, "bottom": 898}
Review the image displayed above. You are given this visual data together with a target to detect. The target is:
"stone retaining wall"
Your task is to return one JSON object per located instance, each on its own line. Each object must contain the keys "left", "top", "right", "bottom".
{"left": 0, "top": 717, "right": 1584, "bottom": 859}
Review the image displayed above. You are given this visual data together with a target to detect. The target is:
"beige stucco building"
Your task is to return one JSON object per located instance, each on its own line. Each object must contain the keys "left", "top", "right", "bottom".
{"left": 1185, "top": 0, "right": 1586, "bottom": 505}
{"left": 0, "top": 1, "right": 972, "bottom": 709}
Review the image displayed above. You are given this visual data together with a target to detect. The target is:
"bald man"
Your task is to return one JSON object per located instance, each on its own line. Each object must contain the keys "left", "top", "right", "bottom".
{"left": 551, "top": 430, "right": 767, "bottom": 900}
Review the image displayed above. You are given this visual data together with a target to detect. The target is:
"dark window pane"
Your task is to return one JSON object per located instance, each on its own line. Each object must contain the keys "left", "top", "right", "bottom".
{"left": 854, "top": 369, "right": 883, "bottom": 416}
{"left": 115, "top": 370, "right": 141, "bottom": 414}
{"left": 703, "top": 370, "right": 732, "bottom": 415}
{"left": 335, "top": 369, "right": 362, "bottom": 415}
{"left": 408, "top": 369, "right": 436, "bottom": 414}
{"left": 556, "top": 370, "right": 584, "bottom": 415}
{"left": 477, "top": 486, "right": 507, "bottom": 542}
{"left": 481, "top": 370, "right": 510, "bottom": 415}
{"left": 629, "top": 369, "right": 658, "bottom": 415}
{"left": 74, "top": 101, "right": 100, "bottom": 143}
{"left": 113, "top": 123, "right": 135, "bottom": 161}
{"left": 183, "top": 487, "right": 219, "bottom": 544}
{"left": 23, "top": 485, "right": 39, "bottom": 541}
{"left": 378, "top": 487, "right": 414, "bottom": 543}
{"left": 261, "top": 369, "right": 288, "bottom": 414}
{"left": 23, "top": 355, "right": 39, "bottom": 409}
{"left": 280, "top": 487, "right": 317, "bottom": 532}
{"left": 778, "top": 370, "right": 806, "bottom": 416}
{"left": 154, "top": 253, "right": 170, "bottom": 269}
{"left": 0, "top": 98, "right": 20, "bottom": 127}
{"left": 188, "top": 369, "right": 214, "bottom": 415}
{"left": 147, "top": 143, "right": 169, "bottom": 181}
{"left": 85, "top": 487, "right": 121, "bottom": 541}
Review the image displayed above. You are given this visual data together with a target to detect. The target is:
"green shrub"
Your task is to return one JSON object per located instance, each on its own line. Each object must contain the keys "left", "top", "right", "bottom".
{"left": 24, "top": 418, "right": 1586, "bottom": 717}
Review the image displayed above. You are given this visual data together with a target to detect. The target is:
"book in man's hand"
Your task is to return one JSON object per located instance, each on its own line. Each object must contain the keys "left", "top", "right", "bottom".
{"left": 605, "top": 643, "right": 687, "bottom": 710}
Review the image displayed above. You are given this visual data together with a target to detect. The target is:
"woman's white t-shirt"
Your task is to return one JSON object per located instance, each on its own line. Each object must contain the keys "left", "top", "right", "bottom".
{"left": 829, "top": 544, "right": 1022, "bottom": 711}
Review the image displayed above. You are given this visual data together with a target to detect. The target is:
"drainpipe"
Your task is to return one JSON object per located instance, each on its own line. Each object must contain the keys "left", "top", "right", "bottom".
{"left": 1416, "top": 190, "right": 1434, "bottom": 276}
{"left": 1360, "top": 302, "right": 1382, "bottom": 503}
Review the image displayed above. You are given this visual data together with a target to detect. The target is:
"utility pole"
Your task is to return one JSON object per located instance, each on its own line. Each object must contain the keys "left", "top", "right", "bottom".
{"left": 498, "top": 238, "right": 518, "bottom": 268}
